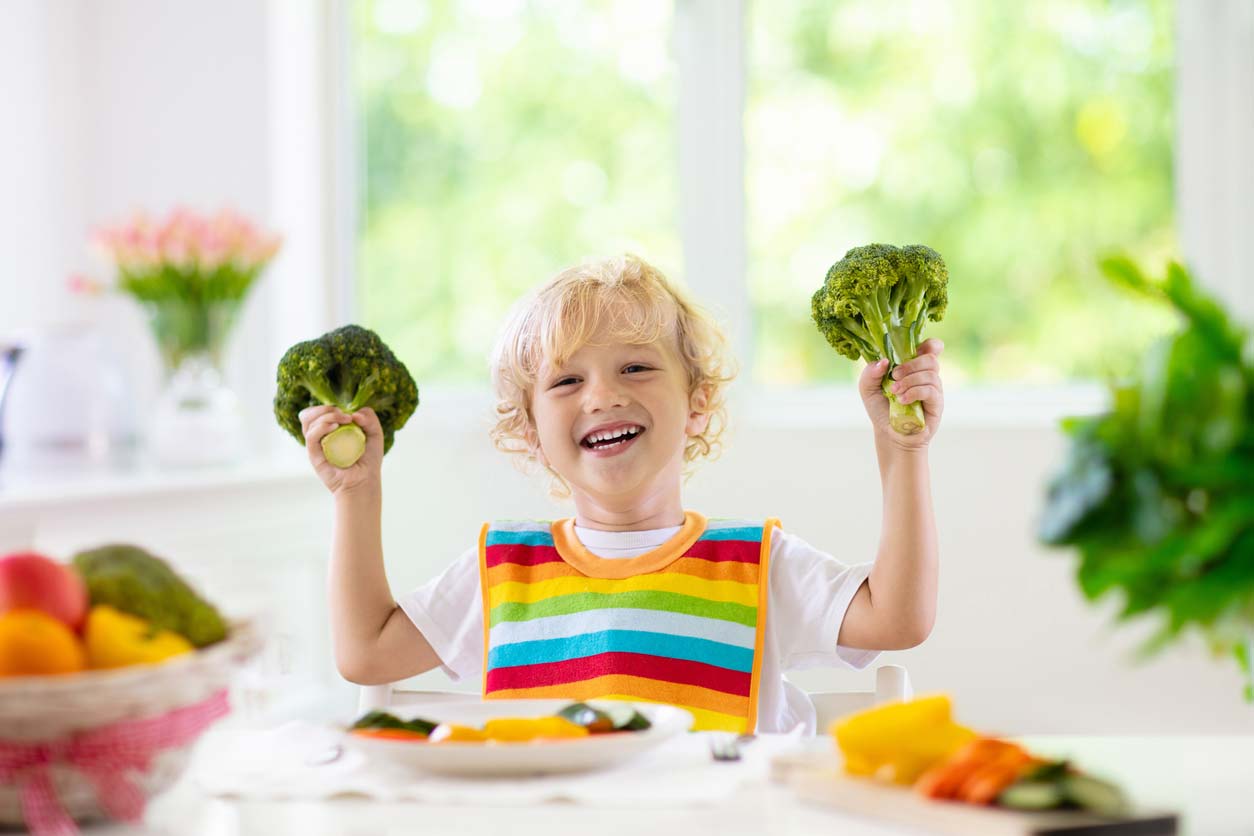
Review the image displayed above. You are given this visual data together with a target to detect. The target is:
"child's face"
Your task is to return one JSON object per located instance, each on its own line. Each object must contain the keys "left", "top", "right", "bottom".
{"left": 530, "top": 323, "right": 708, "bottom": 508}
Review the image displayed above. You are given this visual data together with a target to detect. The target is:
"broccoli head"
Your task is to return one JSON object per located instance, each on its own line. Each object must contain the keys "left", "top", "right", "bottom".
{"left": 72, "top": 543, "right": 228, "bottom": 648}
{"left": 811, "top": 243, "right": 949, "bottom": 435}
{"left": 273, "top": 324, "right": 419, "bottom": 468}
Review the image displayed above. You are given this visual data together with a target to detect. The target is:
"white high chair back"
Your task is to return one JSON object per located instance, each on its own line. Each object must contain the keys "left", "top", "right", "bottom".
{"left": 357, "top": 664, "right": 912, "bottom": 730}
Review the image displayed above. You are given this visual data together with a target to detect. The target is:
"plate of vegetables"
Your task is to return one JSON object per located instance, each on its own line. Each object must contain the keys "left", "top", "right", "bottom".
{"left": 342, "top": 699, "right": 693, "bottom": 776}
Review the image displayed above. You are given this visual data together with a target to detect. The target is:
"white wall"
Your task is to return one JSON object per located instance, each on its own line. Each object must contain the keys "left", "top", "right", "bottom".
{"left": 2, "top": 1, "right": 1253, "bottom": 734}
{"left": 0, "top": 2, "right": 86, "bottom": 337}
{"left": 1, "top": 0, "right": 281, "bottom": 451}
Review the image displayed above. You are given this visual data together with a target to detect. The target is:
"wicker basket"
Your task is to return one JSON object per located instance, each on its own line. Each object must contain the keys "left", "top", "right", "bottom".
{"left": 0, "top": 617, "right": 263, "bottom": 827}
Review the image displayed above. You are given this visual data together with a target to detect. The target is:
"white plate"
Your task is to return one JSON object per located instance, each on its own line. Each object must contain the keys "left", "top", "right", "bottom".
{"left": 341, "top": 699, "right": 693, "bottom": 777}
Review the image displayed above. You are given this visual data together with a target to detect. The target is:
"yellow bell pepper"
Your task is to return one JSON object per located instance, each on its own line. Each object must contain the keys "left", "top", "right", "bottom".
{"left": 428, "top": 723, "right": 488, "bottom": 743}
{"left": 831, "top": 694, "right": 977, "bottom": 785}
{"left": 482, "top": 716, "right": 590, "bottom": 742}
{"left": 84, "top": 604, "right": 193, "bottom": 669}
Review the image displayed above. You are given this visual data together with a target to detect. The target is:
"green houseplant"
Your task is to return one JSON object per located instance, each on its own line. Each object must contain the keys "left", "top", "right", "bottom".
{"left": 1039, "top": 257, "right": 1254, "bottom": 700}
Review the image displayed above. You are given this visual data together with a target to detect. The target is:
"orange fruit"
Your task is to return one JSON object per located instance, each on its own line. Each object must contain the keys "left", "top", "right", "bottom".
{"left": 0, "top": 608, "right": 87, "bottom": 676}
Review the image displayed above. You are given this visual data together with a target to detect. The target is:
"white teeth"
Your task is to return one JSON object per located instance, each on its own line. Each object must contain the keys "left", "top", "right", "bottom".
{"left": 584, "top": 425, "right": 642, "bottom": 445}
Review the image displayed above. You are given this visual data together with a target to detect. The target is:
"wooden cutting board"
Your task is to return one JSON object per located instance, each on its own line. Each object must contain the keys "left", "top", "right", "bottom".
{"left": 773, "top": 751, "right": 1179, "bottom": 836}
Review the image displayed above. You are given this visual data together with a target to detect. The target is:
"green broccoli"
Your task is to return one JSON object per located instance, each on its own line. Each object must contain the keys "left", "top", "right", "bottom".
{"left": 273, "top": 324, "right": 419, "bottom": 468}
{"left": 72, "top": 544, "right": 228, "bottom": 648}
{"left": 811, "top": 243, "right": 949, "bottom": 435}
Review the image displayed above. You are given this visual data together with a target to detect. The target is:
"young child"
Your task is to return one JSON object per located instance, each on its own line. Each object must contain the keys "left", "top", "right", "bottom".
{"left": 300, "top": 254, "right": 942, "bottom": 733}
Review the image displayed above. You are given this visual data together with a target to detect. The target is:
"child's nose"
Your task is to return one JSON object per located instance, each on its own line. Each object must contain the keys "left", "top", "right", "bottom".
{"left": 582, "top": 376, "right": 629, "bottom": 411}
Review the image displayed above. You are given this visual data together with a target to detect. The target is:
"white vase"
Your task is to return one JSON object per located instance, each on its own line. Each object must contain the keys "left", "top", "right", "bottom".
{"left": 150, "top": 353, "right": 244, "bottom": 467}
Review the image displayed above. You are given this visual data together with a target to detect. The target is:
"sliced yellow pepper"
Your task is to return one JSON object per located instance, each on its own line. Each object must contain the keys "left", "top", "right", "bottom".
{"left": 428, "top": 723, "right": 488, "bottom": 743}
{"left": 84, "top": 605, "right": 193, "bottom": 669}
{"left": 482, "top": 716, "right": 589, "bottom": 742}
{"left": 831, "top": 694, "right": 976, "bottom": 785}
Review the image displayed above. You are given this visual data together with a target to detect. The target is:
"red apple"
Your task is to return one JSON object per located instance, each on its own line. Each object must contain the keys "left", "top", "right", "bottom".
{"left": 0, "top": 552, "right": 89, "bottom": 631}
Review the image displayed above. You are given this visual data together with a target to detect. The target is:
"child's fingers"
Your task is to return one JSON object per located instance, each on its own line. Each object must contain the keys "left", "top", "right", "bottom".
{"left": 917, "top": 338, "right": 945, "bottom": 356}
{"left": 889, "top": 370, "right": 942, "bottom": 395}
{"left": 859, "top": 358, "right": 891, "bottom": 397}
{"left": 306, "top": 413, "right": 349, "bottom": 452}
{"left": 891, "top": 353, "right": 939, "bottom": 379}
{"left": 298, "top": 405, "right": 337, "bottom": 435}
{"left": 897, "top": 383, "right": 941, "bottom": 406}
{"left": 351, "top": 407, "right": 384, "bottom": 438}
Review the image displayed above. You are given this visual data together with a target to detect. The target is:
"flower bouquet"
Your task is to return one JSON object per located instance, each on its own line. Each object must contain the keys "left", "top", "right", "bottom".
{"left": 92, "top": 208, "right": 281, "bottom": 465}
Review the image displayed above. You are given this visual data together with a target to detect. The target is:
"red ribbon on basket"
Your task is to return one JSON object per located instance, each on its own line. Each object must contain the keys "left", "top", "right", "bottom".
{"left": 0, "top": 687, "right": 230, "bottom": 836}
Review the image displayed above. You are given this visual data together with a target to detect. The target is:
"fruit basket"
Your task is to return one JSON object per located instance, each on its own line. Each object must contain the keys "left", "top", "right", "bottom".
{"left": 0, "top": 546, "right": 263, "bottom": 834}
{"left": 0, "top": 617, "right": 261, "bottom": 832}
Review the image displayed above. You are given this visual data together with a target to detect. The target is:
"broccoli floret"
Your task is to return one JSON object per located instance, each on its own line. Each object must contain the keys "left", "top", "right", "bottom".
{"left": 72, "top": 544, "right": 228, "bottom": 648}
{"left": 273, "top": 324, "right": 419, "bottom": 468}
{"left": 811, "top": 243, "right": 949, "bottom": 435}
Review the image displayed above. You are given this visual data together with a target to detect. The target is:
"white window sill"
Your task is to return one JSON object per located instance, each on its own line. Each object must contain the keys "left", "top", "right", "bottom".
{"left": 0, "top": 447, "right": 311, "bottom": 513}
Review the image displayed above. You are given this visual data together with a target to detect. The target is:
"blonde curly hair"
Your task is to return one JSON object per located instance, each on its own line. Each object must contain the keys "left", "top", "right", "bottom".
{"left": 489, "top": 254, "right": 736, "bottom": 498}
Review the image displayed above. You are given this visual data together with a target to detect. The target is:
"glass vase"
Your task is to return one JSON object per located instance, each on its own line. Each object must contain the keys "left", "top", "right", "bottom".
{"left": 144, "top": 298, "right": 246, "bottom": 467}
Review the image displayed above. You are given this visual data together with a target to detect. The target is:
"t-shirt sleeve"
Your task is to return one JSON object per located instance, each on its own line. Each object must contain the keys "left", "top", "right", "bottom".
{"left": 396, "top": 544, "right": 484, "bottom": 683}
{"left": 768, "top": 526, "right": 880, "bottom": 671}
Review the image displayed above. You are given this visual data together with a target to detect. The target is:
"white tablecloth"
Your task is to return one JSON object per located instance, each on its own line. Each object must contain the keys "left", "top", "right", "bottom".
{"left": 191, "top": 721, "right": 812, "bottom": 806}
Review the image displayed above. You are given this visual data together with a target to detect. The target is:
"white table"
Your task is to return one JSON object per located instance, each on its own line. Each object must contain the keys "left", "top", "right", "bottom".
{"left": 85, "top": 734, "right": 1254, "bottom": 836}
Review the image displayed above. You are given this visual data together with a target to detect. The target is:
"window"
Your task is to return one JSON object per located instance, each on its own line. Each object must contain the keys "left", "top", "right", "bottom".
{"left": 351, "top": 0, "right": 1176, "bottom": 388}
{"left": 747, "top": 0, "right": 1177, "bottom": 386}
{"left": 351, "top": 0, "right": 678, "bottom": 383}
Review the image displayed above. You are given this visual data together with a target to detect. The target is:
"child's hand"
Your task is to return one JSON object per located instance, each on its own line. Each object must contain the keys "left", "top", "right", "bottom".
{"left": 299, "top": 406, "right": 385, "bottom": 495}
{"left": 858, "top": 339, "right": 945, "bottom": 450}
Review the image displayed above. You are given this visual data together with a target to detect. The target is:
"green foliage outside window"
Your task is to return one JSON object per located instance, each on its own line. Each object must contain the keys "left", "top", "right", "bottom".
{"left": 355, "top": 0, "right": 1177, "bottom": 387}
{"left": 748, "top": 0, "right": 1177, "bottom": 386}
{"left": 353, "top": 0, "right": 678, "bottom": 383}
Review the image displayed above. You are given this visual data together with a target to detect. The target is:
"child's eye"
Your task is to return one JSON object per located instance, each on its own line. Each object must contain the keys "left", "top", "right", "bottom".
{"left": 550, "top": 377, "right": 578, "bottom": 388}
{"left": 624, "top": 364, "right": 653, "bottom": 374}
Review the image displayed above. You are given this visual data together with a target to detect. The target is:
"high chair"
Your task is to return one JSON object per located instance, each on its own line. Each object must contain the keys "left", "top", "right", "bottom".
{"left": 357, "top": 664, "right": 912, "bottom": 731}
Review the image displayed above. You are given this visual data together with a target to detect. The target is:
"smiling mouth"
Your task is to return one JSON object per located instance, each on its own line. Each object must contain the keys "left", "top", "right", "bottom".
{"left": 581, "top": 426, "right": 645, "bottom": 451}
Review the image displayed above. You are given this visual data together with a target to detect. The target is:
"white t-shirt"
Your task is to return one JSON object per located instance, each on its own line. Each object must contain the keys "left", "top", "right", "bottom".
{"left": 398, "top": 522, "right": 879, "bottom": 733}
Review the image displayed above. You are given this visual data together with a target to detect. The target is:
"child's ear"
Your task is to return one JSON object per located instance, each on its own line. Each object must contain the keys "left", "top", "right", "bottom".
{"left": 685, "top": 384, "right": 712, "bottom": 436}
{"left": 524, "top": 421, "right": 550, "bottom": 467}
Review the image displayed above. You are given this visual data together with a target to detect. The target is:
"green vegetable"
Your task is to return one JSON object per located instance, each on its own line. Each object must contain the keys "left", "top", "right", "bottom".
{"left": 999, "top": 760, "right": 1128, "bottom": 816}
{"left": 273, "top": 324, "right": 419, "bottom": 468}
{"left": 350, "top": 710, "right": 437, "bottom": 736}
{"left": 811, "top": 244, "right": 949, "bottom": 434}
{"left": 1040, "top": 257, "right": 1254, "bottom": 699}
{"left": 1062, "top": 772, "right": 1129, "bottom": 817}
{"left": 72, "top": 544, "right": 228, "bottom": 648}
{"left": 557, "top": 702, "right": 651, "bottom": 732}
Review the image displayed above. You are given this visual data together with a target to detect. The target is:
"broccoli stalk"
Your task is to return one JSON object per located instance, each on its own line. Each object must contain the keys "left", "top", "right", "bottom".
{"left": 811, "top": 244, "right": 949, "bottom": 435}
{"left": 273, "top": 325, "right": 419, "bottom": 468}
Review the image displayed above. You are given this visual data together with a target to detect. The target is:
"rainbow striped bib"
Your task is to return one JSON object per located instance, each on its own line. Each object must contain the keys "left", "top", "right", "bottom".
{"left": 478, "top": 511, "right": 778, "bottom": 732}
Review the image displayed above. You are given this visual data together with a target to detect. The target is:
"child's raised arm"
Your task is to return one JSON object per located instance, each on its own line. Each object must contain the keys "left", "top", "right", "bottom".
{"left": 837, "top": 339, "right": 943, "bottom": 650}
{"left": 301, "top": 406, "right": 442, "bottom": 684}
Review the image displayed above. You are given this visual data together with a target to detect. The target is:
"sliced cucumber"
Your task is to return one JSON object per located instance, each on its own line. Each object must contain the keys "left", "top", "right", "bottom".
{"left": 1063, "top": 773, "right": 1129, "bottom": 816}
{"left": 998, "top": 780, "right": 1065, "bottom": 811}
{"left": 557, "top": 702, "right": 613, "bottom": 732}
{"left": 600, "top": 702, "right": 652, "bottom": 731}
